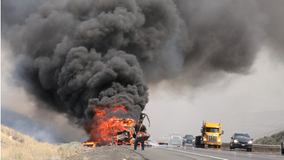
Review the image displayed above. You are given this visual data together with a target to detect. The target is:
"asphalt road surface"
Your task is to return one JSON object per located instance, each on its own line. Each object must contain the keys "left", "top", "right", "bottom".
{"left": 125, "top": 145, "right": 284, "bottom": 160}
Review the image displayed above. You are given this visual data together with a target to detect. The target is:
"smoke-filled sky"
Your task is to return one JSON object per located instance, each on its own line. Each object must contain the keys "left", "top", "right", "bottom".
{"left": 2, "top": 0, "right": 284, "bottom": 143}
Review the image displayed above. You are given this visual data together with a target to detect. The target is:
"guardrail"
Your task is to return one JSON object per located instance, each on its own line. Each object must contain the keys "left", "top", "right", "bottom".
{"left": 221, "top": 142, "right": 281, "bottom": 153}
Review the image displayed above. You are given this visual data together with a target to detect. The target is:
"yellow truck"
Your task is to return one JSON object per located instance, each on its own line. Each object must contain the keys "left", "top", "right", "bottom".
{"left": 195, "top": 122, "right": 224, "bottom": 148}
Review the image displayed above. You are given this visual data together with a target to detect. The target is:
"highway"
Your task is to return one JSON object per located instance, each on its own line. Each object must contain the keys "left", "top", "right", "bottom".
{"left": 125, "top": 145, "right": 283, "bottom": 160}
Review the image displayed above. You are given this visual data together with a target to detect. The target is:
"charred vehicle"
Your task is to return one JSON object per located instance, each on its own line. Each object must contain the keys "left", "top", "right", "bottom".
{"left": 115, "top": 118, "right": 136, "bottom": 145}
{"left": 83, "top": 118, "right": 136, "bottom": 147}
{"left": 230, "top": 133, "right": 253, "bottom": 152}
{"left": 82, "top": 113, "right": 150, "bottom": 147}
{"left": 195, "top": 122, "right": 224, "bottom": 148}
{"left": 116, "top": 113, "right": 150, "bottom": 145}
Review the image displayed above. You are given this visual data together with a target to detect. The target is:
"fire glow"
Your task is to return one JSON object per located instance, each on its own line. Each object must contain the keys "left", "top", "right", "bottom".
{"left": 83, "top": 105, "right": 136, "bottom": 147}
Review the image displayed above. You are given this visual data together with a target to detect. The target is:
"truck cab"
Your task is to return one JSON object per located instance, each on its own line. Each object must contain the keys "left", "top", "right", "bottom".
{"left": 196, "top": 122, "right": 224, "bottom": 148}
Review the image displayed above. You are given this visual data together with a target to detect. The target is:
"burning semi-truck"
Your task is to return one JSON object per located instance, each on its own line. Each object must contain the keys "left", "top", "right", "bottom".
{"left": 195, "top": 122, "right": 224, "bottom": 148}
{"left": 82, "top": 112, "right": 150, "bottom": 147}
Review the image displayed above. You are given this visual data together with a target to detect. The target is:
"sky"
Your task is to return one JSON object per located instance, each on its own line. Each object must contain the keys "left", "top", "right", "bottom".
{"left": 1, "top": 0, "right": 284, "bottom": 143}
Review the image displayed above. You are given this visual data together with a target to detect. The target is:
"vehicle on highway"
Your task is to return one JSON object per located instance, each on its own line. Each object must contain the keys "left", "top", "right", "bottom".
{"left": 162, "top": 136, "right": 170, "bottom": 143}
{"left": 145, "top": 141, "right": 155, "bottom": 147}
{"left": 195, "top": 122, "right": 224, "bottom": 148}
{"left": 182, "top": 134, "right": 195, "bottom": 146}
{"left": 169, "top": 133, "right": 182, "bottom": 145}
{"left": 281, "top": 138, "right": 284, "bottom": 155}
{"left": 230, "top": 133, "right": 253, "bottom": 152}
{"left": 157, "top": 142, "right": 168, "bottom": 145}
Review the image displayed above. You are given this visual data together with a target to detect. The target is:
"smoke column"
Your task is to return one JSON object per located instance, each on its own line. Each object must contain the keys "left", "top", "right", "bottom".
{"left": 2, "top": 0, "right": 284, "bottom": 141}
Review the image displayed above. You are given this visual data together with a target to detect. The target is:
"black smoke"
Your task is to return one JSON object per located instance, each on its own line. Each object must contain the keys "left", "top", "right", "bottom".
{"left": 2, "top": 0, "right": 284, "bottom": 139}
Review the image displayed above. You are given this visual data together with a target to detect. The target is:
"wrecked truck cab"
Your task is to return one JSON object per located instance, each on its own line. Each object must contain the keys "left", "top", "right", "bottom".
{"left": 115, "top": 118, "right": 136, "bottom": 144}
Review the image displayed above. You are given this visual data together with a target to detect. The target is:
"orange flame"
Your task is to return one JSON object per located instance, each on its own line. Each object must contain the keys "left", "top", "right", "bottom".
{"left": 83, "top": 105, "right": 136, "bottom": 147}
{"left": 82, "top": 141, "right": 98, "bottom": 147}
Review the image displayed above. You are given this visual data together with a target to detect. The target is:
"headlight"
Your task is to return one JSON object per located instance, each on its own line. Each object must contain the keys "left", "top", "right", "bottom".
{"left": 234, "top": 139, "right": 238, "bottom": 143}
{"left": 217, "top": 139, "right": 221, "bottom": 142}
{"left": 184, "top": 139, "right": 187, "bottom": 141}
{"left": 248, "top": 141, "right": 252, "bottom": 144}
{"left": 204, "top": 138, "right": 207, "bottom": 141}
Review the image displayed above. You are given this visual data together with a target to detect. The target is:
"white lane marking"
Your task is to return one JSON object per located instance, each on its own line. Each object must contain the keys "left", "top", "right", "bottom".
{"left": 162, "top": 147, "right": 228, "bottom": 160}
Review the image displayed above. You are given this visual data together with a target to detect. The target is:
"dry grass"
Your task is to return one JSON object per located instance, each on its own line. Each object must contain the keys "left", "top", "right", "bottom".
{"left": 1, "top": 125, "right": 86, "bottom": 160}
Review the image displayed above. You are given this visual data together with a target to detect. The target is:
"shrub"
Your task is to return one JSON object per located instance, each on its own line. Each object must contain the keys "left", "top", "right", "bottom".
{"left": 254, "top": 130, "right": 284, "bottom": 145}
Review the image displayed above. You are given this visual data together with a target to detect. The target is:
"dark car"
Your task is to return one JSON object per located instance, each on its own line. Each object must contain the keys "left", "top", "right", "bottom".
{"left": 281, "top": 138, "right": 284, "bottom": 155}
{"left": 230, "top": 133, "right": 253, "bottom": 152}
{"left": 182, "top": 134, "right": 195, "bottom": 146}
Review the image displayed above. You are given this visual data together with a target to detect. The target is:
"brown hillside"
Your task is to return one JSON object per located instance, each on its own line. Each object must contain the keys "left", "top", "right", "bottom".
{"left": 1, "top": 125, "right": 86, "bottom": 160}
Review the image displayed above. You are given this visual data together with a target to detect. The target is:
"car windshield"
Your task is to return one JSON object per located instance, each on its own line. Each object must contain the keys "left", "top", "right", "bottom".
{"left": 205, "top": 128, "right": 219, "bottom": 133}
{"left": 235, "top": 134, "right": 250, "bottom": 140}
{"left": 185, "top": 135, "right": 194, "bottom": 139}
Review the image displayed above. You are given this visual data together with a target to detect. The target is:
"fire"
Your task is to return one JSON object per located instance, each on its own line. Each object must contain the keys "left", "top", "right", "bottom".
{"left": 83, "top": 105, "right": 136, "bottom": 147}
{"left": 82, "top": 141, "right": 98, "bottom": 147}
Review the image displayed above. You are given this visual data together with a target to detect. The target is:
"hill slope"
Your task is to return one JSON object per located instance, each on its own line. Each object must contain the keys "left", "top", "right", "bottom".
{"left": 1, "top": 125, "right": 85, "bottom": 160}
{"left": 254, "top": 130, "right": 284, "bottom": 145}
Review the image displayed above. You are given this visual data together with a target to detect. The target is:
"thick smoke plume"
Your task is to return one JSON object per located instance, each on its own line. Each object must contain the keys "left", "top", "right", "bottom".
{"left": 2, "top": 0, "right": 284, "bottom": 140}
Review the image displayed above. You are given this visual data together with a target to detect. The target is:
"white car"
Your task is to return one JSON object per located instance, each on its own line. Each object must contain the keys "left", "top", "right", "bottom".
{"left": 169, "top": 133, "right": 182, "bottom": 145}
